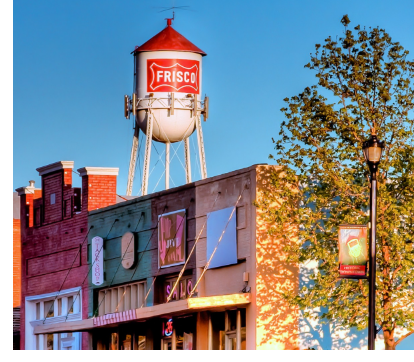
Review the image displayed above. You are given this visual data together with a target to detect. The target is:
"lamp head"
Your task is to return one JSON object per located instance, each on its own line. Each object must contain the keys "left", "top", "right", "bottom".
{"left": 362, "top": 134, "right": 385, "bottom": 172}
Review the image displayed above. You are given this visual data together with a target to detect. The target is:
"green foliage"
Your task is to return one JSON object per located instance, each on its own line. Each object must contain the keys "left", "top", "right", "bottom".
{"left": 261, "top": 16, "right": 414, "bottom": 348}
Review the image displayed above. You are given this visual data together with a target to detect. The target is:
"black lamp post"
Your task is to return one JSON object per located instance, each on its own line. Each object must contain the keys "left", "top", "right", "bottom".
{"left": 362, "top": 134, "right": 385, "bottom": 350}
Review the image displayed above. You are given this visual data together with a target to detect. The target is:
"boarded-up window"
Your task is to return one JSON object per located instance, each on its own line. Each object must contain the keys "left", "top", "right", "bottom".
{"left": 206, "top": 207, "right": 237, "bottom": 269}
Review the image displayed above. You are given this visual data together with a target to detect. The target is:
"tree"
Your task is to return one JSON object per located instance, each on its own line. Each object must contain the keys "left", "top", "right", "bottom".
{"left": 258, "top": 15, "right": 414, "bottom": 349}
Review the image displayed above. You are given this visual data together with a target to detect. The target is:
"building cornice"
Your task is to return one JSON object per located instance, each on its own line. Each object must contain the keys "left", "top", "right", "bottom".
{"left": 77, "top": 167, "right": 119, "bottom": 177}
{"left": 36, "top": 161, "right": 74, "bottom": 176}
{"left": 15, "top": 180, "right": 40, "bottom": 195}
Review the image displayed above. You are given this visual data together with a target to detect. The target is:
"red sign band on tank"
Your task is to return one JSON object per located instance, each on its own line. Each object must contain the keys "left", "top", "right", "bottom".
{"left": 147, "top": 59, "right": 200, "bottom": 94}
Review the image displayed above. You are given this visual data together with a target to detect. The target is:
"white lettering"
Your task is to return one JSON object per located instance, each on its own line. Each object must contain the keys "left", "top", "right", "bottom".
{"left": 157, "top": 71, "right": 164, "bottom": 82}
{"left": 177, "top": 71, "right": 183, "bottom": 82}
{"left": 165, "top": 71, "right": 171, "bottom": 82}
{"left": 191, "top": 73, "right": 195, "bottom": 83}
{"left": 184, "top": 72, "right": 189, "bottom": 82}
{"left": 172, "top": 71, "right": 176, "bottom": 82}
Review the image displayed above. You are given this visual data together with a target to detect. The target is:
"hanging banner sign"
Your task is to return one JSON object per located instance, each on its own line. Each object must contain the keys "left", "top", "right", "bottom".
{"left": 92, "top": 236, "right": 104, "bottom": 285}
{"left": 147, "top": 59, "right": 200, "bottom": 94}
{"left": 158, "top": 209, "right": 186, "bottom": 268}
{"left": 338, "top": 225, "right": 368, "bottom": 278}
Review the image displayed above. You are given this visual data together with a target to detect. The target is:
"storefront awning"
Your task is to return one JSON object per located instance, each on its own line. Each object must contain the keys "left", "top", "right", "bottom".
{"left": 33, "top": 293, "right": 250, "bottom": 334}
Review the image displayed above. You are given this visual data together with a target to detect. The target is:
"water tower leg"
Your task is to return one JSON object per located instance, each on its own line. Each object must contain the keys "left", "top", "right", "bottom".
{"left": 165, "top": 142, "right": 170, "bottom": 190}
{"left": 142, "top": 112, "right": 154, "bottom": 196}
{"left": 184, "top": 138, "right": 192, "bottom": 183}
{"left": 126, "top": 126, "right": 139, "bottom": 196}
{"left": 196, "top": 115, "right": 207, "bottom": 179}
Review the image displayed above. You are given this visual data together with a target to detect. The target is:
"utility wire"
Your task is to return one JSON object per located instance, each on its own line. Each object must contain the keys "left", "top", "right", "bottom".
{"left": 64, "top": 218, "right": 119, "bottom": 321}
{"left": 93, "top": 212, "right": 144, "bottom": 316}
{"left": 167, "top": 192, "right": 220, "bottom": 302}
{"left": 188, "top": 184, "right": 247, "bottom": 298}
{"left": 140, "top": 209, "right": 187, "bottom": 307}
{"left": 112, "top": 204, "right": 168, "bottom": 311}
{"left": 42, "top": 225, "right": 94, "bottom": 324}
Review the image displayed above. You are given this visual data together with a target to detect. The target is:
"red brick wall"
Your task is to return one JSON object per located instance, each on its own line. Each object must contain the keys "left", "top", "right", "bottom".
{"left": 13, "top": 219, "right": 21, "bottom": 308}
{"left": 42, "top": 171, "right": 63, "bottom": 224}
{"left": 63, "top": 168, "right": 72, "bottom": 187}
{"left": 82, "top": 175, "right": 117, "bottom": 211}
{"left": 20, "top": 208, "right": 89, "bottom": 350}
{"left": 20, "top": 169, "right": 118, "bottom": 350}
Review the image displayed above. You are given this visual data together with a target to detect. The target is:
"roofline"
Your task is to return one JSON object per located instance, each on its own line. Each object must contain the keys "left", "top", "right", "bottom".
{"left": 89, "top": 164, "right": 269, "bottom": 216}
{"left": 132, "top": 48, "right": 207, "bottom": 56}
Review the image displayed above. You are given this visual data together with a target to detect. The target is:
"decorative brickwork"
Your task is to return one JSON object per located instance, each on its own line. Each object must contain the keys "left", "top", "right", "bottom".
{"left": 81, "top": 174, "right": 118, "bottom": 211}
{"left": 13, "top": 219, "right": 21, "bottom": 308}
{"left": 18, "top": 161, "right": 118, "bottom": 350}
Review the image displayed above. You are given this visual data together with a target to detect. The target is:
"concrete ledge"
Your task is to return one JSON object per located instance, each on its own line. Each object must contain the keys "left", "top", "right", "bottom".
{"left": 37, "top": 161, "right": 74, "bottom": 176}
{"left": 32, "top": 293, "right": 251, "bottom": 334}
{"left": 77, "top": 167, "right": 119, "bottom": 177}
{"left": 33, "top": 318, "right": 94, "bottom": 335}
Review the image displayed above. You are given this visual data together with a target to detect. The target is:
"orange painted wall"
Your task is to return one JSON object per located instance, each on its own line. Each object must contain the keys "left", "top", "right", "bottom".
{"left": 255, "top": 166, "right": 300, "bottom": 350}
{"left": 13, "top": 218, "right": 21, "bottom": 308}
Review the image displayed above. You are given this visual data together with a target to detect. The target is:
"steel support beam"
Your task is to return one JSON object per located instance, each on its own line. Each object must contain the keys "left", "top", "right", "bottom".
{"left": 165, "top": 142, "right": 170, "bottom": 190}
{"left": 184, "top": 138, "right": 192, "bottom": 183}
{"left": 142, "top": 112, "right": 153, "bottom": 196}
{"left": 126, "top": 126, "right": 139, "bottom": 196}
{"left": 195, "top": 115, "right": 207, "bottom": 179}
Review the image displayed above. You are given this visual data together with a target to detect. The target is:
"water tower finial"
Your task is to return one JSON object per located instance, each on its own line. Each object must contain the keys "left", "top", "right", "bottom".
{"left": 165, "top": 11, "right": 174, "bottom": 26}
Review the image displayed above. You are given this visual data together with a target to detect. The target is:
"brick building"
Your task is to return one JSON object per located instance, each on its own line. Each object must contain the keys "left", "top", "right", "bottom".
{"left": 32, "top": 164, "right": 300, "bottom": 350}
{"left": 13, "top": 192, "right": 21, "bottom": 349}
{"left": 17, "top": 161, "right": 119, "bottom": 350}
{"left": 13, "top": 192, "right": 21, "bottom": 308}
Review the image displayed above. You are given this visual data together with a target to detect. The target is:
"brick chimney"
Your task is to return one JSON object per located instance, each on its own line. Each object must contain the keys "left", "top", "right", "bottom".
{"left": 15, "top": 180, "right": 41, "bottom": 230}
{"left": 77, "top": 167, "right": 119, "bottom": 211}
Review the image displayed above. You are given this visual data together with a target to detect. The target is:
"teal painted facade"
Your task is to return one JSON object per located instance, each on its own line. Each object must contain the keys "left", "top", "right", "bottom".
{"left": 86, "top": 184, "right": 197, "bottom": 319}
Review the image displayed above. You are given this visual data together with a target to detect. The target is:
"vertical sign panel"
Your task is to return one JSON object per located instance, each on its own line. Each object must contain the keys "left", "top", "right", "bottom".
{"left": 338, "top": 225, "right": 368, "bottom": 278}
{"left": 92, "top": 236, "right": 104, "bottom": 285}
{"left": 206, "top": 207, "right": 237, "bottom": 269}
{"left": 158, "top": 209, "right": 186, "bottom": 268}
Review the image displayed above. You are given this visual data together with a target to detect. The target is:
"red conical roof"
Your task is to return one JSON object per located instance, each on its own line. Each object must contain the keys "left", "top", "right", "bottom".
{"left": 133, "top": 24, "right": 206, "bottom": 56}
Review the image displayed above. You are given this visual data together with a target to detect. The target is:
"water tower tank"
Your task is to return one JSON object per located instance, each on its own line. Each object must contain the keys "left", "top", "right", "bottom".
{"left": 133, "top": 20, "right": 207, "bottom": 143}
{"left": 125, "top": 19, "right": 209, "bottom": 196}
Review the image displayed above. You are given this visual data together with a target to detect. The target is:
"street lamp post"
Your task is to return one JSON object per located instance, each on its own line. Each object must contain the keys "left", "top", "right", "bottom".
{"left": 362, "top": 134, "right": 385, "bottom": 351}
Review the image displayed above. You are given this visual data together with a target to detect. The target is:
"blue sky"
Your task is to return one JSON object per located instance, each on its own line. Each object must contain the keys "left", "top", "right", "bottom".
{"left": 9, "top": 0, "right": 414, "bottom": 349}
{"left": 13, "top": 0, "right": 414, "bottom": 194}
{"left": 13, "top": 0, "right": 414, "bottom": 195}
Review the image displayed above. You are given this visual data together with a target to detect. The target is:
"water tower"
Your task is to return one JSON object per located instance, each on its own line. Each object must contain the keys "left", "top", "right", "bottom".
{"left": 124, "top": 17, "right": 209, "bottom": 196}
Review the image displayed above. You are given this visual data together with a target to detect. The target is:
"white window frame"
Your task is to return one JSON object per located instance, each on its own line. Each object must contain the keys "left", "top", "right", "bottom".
{"left": 208, "top": 309, "right": 244, "bottom": 350}
{"left": 25, "top": 287, "right": 82, "bottom": 350}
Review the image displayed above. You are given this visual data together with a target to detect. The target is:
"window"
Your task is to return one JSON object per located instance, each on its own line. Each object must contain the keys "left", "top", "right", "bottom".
{"left": 44, "top": 300, "right": 54, "bottom": 318}
{"left": 25, "top": 288, "right": 82, "bottom": 350}
{"left": 209, "top": 309, "right": 246, "bottom": 350}
{"left": 164, "top": 275, "right": 193, "bottom": 302}
{"left": 50, "top": 193, "right": 56, "bottom": 205}
{"left": 137, "top": 335, "right": 146, "bottom": 350}
{"left": 67, "top": 296, "right": 73, "bottom": 314}
{"left": 110, "top": 333, "right": 118, "bottom": 350}
{"left": 97, "top": 281, "right": 146, "bottom": 316}
{"left": 45, "top": 334, "right": 54, "bottom": 350}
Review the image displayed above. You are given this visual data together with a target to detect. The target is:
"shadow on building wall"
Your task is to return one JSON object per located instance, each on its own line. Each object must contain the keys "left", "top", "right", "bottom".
{"left": 254, "top": 166, "right": 300, "bottom": 350}
{"left": 298, "top": 262, "right": 368, "bottom": 350}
